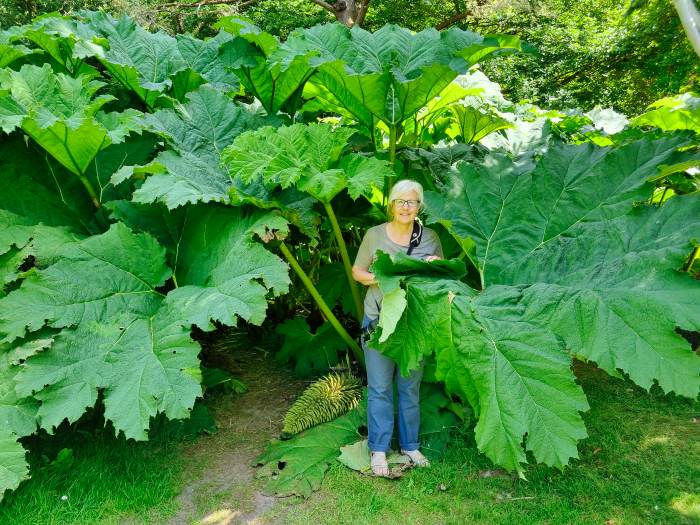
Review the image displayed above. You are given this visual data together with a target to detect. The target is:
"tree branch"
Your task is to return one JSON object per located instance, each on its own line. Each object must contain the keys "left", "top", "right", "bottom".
{"left": 355, "top": 0, "right": 371, "bottom": 27}
{"left": 308, "top": 0, "right": 336, "bottom": 13}
{"left": 436, "top": 10, "right": 474, "bottom": 30}
{"left": 156, "top": 0, "right": 257, "bottom": 10}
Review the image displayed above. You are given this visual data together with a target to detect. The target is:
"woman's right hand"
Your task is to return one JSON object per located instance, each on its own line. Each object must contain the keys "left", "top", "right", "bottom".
{"left": 352, "top": 266, "right": 378, "bottom": 286}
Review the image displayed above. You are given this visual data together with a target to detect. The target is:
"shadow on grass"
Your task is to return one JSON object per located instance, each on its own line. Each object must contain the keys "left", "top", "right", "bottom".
{"left": 0, "top": 406, "right": 195, "bottom": 525}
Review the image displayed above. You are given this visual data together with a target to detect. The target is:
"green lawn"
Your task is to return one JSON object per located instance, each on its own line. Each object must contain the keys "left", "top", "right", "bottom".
{"left": 0, "top": 418, "right": 185, "bottom": 525}
{"left": 268, "top": 364, "right": 700, "bottom": 525}
{"left": 1, "top": 363, "right": 698, "bottom": 525}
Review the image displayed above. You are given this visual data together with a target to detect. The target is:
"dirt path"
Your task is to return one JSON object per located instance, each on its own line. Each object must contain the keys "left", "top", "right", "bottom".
{"left": 167, "top": 346, "right": 308, "bottom": 525}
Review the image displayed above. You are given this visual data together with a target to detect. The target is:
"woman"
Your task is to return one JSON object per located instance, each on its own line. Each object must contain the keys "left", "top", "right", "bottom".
{"left": 351, "top": 179, "right": 443, "bottom": 477}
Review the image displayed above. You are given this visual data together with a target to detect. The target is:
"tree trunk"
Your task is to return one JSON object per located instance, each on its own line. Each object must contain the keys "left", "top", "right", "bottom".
{"left": 309, "top": 0, "right": 370, "bottom": 27}
{"left": 334, "top": 0, "right": 359, "bottom": 26}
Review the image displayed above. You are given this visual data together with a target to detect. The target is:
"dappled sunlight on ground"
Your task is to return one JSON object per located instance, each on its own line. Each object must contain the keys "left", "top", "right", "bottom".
{"left": 639, "top": 434, "right": 672, "bottom": 449}
{"left": 200, "top": 508, "right": 242, "bottom": 524}
{"left": 671, "top": 492, "right": 700, "bottom": 521}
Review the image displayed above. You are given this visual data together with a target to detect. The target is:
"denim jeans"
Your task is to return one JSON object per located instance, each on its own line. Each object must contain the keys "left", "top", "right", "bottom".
{"left": 361, "top": 315, "right": 423, "bottom": 453}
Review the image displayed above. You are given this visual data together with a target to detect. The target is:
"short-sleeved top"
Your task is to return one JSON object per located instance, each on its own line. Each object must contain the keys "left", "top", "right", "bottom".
{"left": 354, "top": 222, "right": 443, "bottom": 321}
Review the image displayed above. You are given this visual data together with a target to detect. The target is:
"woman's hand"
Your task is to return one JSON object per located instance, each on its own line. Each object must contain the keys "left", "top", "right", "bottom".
{"left": 424, "top": 255, "right": 442, "bottom": 262}
{"left": 352, "top": 265, "right": 378, "bottom": 286}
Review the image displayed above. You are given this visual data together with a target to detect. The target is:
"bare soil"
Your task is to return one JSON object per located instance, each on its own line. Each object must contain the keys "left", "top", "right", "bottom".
{"left": 167, "top": 345, "right": 309, "bottom": 525}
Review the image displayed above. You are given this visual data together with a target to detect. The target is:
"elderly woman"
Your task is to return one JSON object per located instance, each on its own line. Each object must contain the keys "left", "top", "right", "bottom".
{"left": 351, "top": 179, "right": 443, "bottom": 477}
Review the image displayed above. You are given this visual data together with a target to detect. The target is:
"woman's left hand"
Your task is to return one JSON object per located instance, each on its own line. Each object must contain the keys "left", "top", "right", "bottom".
{"left": 424, "top": 255, "right": 442, "bottom": 262}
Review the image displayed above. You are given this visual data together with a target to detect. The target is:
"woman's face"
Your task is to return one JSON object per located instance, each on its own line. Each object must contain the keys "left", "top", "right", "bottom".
{"left": 391, "top": 189, "right": 420, "bottom": 225}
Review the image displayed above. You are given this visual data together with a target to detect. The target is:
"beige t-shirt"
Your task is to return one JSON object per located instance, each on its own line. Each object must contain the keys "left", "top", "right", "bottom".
{"left": 354, "top": 223, "right": 443, "bottom": 321}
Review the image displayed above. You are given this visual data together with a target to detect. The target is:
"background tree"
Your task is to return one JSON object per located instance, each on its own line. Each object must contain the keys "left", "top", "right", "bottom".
{"left": 1, "top": 0, "right": 697, "bottom": 119}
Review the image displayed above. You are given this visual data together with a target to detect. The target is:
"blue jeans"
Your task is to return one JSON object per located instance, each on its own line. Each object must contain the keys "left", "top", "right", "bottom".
{"left": 361, "top": 316, "right": 423, "bottom": 452}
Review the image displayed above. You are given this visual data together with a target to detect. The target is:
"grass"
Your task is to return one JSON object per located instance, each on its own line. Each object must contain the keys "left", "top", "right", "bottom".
{"left": 265, "top": 364, "right": 700, "bottom": 525}
{"left": 0, "top": 415, "right": 187, "bottom": 525}
{"left": 1, "top": 362, "right": 698, "bottom": 525}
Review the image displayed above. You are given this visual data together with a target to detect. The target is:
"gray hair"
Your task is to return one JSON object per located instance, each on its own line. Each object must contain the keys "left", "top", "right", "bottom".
{"left": 387, "top": 179, "right": 424, "bottom": 220}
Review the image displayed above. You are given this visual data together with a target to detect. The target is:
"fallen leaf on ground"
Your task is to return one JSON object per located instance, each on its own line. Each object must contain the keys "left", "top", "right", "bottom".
{"left": 337, "top": 439, "right": 410, "bottom": 476}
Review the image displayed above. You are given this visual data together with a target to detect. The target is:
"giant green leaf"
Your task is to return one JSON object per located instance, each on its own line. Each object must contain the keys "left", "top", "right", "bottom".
{"left": 0, "top": 428, "right": 28, "bottom": 503}
{"left": 81, "top": 11, "right": 185, "bottom": 109}
{"left": 0, "top": 29, "right": 35, "bottom": 68}
{"left": 217, "top": 17, "right": 314, "bottom": 115}
{"left": 632, "top": 93, "right": 700, "bottom": 134}
{"left": 0, "top": 208, "right": 284, "bottom": 448}
{"left": 0, "top": 221, "right": 206, "bottom": 442}
{"left": 81, "top": 12, "right": 240, "bottom": 105}
{"left": 0, "top": 211, "right": 79, "bottom": 289}
{"left": 0, "top": 64, "right": 141, "bottom": 178}
{"left": 255, "top": 399, "right": 365, "bottom": 498}
{"left": 12, "top": 314, "right": 202, "bottom": 440}
{"left": 171, "top": 31, "right": 239, "bottom": 99}
{"left": 0, "top": 63, "right": 111, "bottom": 119}
{"left": 514, "top": 196, "right": 700, "bottom": 397}
{"left": 278, "top": 24, "right": 521, "bottom": 129}
{"left": 0, "top": 136, "right": 94, "bottom": 233}
{"left": 164, "top": 205, "right": 290, "bottom": 331}
{"left": 426, "top": 135, "right": 693, "bottom": 285}
{"left": 102, "top": 313, "right": 201, "bottom": 440}
{"left": 106, "top": 202, "right": 290, "bottom": 332}
{"left": 371, "top": 254, "right": 590, "bottom": 473}
{"left": 14, "top": 323, "right": 110, "bottom": 431}
{"left": 121, "top": 86, "right": 271, "bottom": 209}
{"left": 20, "top": 13, "right": 103, "bottom": 76}
{"left": 223, "top": 122, "right": 390, "bottom": 204}
{"left": 447, "top": 105, "right": 513, "bottom": 144}
{"left": 0, "top": 223, "right": 169, "bottom": 343}
{"left": 0, "top": 353, "right": 38, "bottom": 438}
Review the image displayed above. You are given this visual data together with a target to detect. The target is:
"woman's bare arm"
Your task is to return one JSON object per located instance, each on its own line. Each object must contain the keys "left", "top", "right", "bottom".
{"left": 352, "top": 265, "right": 377, "bottom": 286}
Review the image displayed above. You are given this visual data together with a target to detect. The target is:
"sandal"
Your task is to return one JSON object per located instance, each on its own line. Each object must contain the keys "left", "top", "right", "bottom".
{"left": 400, "top": 449, "right": 431, "bottom": 468}
{"left": 370, "top": 451, "right": 391, "bottom": 477}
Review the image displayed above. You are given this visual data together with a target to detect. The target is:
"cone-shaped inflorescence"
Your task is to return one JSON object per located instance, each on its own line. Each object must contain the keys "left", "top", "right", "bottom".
{"left": 282, "top": 373, "right": 363, "bottom": 437}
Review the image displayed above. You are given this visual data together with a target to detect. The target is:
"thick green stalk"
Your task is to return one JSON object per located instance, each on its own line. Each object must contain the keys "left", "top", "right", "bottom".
{"left": 323, "top": 201, "right": 364, "bottom": 322}
{"left": 683, "top": 245, "right": 699, "bottom": 272}
{"left": 279, "top": 241, "right": 365, "bottom": 367}
{"left": 76, "top": 171, "right": 101, "bottom": 209}
{"left": 383, "top": 124, "right": 398, "bottom": 205}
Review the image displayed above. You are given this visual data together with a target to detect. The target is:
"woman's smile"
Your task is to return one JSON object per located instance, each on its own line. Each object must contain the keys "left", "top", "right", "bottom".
{"left": 392, "top": 191, "right": 420, "bottom": 224}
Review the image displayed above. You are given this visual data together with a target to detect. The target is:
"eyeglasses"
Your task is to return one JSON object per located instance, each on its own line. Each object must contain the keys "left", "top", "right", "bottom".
{"left": 393, "top": 199, "right": 420, "bottom": 208}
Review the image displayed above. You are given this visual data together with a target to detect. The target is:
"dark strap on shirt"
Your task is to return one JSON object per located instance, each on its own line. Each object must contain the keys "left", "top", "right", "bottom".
{"left": 406, "top": 220, "right": 423, "bottom": 255}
